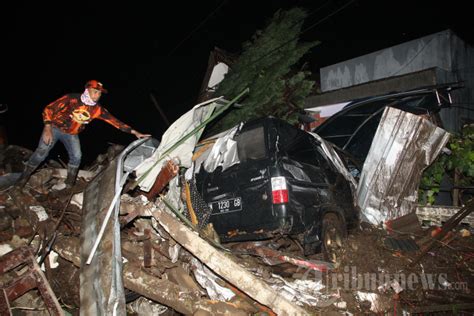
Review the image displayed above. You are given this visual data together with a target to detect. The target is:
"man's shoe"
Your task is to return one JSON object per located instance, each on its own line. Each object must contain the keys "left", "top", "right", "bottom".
{"left": 65, "top": 166, "right": 79, "bottom": 188}
{"left": 15, "top": 165, "right": 36, "bottom": 188}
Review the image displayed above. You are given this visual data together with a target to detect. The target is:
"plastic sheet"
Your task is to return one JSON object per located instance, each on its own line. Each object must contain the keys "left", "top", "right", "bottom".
{"left": 190, "top": 258, "right": 236, "bottom": 301}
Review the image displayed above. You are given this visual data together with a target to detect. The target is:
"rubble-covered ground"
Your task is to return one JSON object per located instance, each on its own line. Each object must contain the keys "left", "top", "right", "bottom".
{"left": 1, "top": 144, "right": 473, "bottom": 315}
{"left": 320, "top": 224, "right": 474, "bottom": 314}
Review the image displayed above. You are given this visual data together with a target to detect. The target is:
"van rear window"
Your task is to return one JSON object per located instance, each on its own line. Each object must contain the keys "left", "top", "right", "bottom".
{"left": 236, "top": 126, "right": 266, "bottom": 162}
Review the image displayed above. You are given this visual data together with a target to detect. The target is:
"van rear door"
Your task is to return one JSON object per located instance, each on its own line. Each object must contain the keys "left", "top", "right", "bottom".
{"left": 196, "top": 121, "right": 276, "bottom": 240}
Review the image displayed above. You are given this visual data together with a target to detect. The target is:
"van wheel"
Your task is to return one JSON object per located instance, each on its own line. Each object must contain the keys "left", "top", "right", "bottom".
{"left": 322, "top": 213, "right": 346, "bottom": 266}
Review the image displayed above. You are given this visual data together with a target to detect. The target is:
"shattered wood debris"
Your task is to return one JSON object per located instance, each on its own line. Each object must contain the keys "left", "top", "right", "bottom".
{"left": 4, "top": 180, "right": 471, "bottom": 315}
{"left": 0, "top": 246, "right": 63, "bottom": 315}
{"left": 1, "top": 103, "right": 474, "bottom": 315}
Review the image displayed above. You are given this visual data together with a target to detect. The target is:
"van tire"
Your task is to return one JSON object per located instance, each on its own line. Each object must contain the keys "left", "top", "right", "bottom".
{"left": 322, "top": 213, "right": 346, "bottom": 265}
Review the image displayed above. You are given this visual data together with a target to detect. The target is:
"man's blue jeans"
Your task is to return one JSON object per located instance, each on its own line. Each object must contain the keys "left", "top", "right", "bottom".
{"left": 27, "top": 127, "right": 82, "bottom": 169}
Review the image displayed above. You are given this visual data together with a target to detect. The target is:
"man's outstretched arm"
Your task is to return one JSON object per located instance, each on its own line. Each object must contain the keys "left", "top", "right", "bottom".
{"left": 98, "top": 107, "right": 151, "bottom": 139}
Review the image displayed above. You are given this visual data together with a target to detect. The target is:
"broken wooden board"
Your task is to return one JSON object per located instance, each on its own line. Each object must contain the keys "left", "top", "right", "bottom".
{"left": 416, "top": 205, "right": 474, "bottom": 227}
{"left": 151, "top": 204, "right": 309, "bottom": 316}
{"left": 54, "top": 235, "right": 245, "bottom": 315}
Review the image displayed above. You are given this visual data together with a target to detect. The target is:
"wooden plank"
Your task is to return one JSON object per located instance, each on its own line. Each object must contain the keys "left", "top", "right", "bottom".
{"left": 416, "top": 205, "right": 474, "bottom": 226}
{"left": 151, "top": 205, "right": 308, "bottom": 316}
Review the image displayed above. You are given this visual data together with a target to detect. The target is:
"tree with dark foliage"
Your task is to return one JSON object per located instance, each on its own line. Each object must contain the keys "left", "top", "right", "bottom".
{"left": 211, "top": 8, "right": 318, "bottom": 132}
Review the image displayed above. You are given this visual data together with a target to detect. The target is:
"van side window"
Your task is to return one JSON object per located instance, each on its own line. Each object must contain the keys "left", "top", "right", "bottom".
{"left": 235, "top": 126, "right": 267, "bottom": 162}
{"left": 286, "top": 134, "right": 321, "bottom": 165}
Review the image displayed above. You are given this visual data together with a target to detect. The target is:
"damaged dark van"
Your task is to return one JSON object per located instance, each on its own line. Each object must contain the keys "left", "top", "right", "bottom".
{"left": 195, "top": 116, "right": 359, "bottom": 258}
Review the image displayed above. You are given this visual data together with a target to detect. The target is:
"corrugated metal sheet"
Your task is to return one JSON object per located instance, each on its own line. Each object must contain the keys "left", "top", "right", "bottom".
{"left": 357, "top": 107, "right": 450, "bottom": 225}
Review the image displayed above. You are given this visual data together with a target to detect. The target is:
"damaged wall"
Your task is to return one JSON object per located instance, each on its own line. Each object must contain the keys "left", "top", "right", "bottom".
{"left": 357, "top": 107, "right": 450, "bottom": 225}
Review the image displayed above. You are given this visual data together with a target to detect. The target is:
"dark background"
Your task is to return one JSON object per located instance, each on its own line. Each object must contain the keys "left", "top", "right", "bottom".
{"left": 1, "top": 0, "right": 472, "bottom": 166}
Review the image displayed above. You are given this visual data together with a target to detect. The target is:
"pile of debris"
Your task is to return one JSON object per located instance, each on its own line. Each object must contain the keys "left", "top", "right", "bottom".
{"left": 0, "top": 146, "right": 328, "bottom": 315}
{"left": 1, "top": 95, "right": 473, "bottom": 315}
{"left": 1, "top": 143, "right": 473, "bottom": 315}
{"left": 321, "top": 213, "right": 474, "bottom": 314}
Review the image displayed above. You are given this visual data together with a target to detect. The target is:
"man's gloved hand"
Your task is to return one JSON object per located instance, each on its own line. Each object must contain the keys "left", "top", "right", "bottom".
{"left": 131, "top": 129, "right": 151, "bottom": 139}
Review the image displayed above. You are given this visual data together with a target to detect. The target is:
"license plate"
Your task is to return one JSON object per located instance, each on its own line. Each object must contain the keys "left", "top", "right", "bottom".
{"left": 210, "top": 197, "right": 242, "bottom": 214}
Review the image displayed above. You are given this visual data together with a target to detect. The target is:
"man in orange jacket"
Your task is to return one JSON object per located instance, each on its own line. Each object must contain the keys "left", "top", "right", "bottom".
{"left": 17, "top": 80, "right": 150, "bottom": 188}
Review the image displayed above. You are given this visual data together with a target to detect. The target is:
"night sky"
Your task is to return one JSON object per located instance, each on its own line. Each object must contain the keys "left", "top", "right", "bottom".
{"left": 2, "top": 0, "right": 472, "bottom": 166}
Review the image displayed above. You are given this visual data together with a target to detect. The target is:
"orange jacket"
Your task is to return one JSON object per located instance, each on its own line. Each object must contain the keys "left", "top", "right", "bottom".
{"left": 42, "top": 94, "right": 132, "bottom": 135}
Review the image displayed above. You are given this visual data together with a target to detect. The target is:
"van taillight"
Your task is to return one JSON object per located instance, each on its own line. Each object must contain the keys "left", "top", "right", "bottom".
{"left": 271, "top": 176, "right": 288, "bottom": 204}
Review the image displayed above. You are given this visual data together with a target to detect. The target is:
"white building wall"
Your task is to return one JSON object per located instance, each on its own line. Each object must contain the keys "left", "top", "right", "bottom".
{"left": 321, "top": 30, "right": 453, "bottom": 92}
{"left": 319, "top": 29, "right": 474, "bottom": 132}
